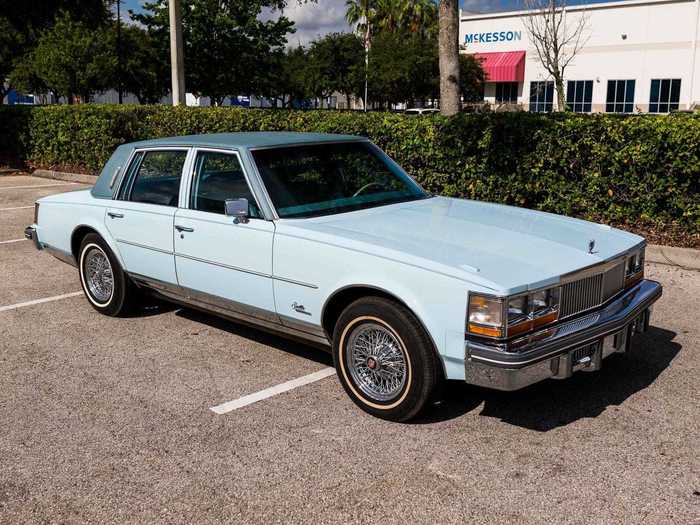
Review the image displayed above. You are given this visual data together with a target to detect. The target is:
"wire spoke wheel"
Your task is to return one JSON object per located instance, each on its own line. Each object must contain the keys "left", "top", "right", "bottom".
{"left": 84, "top": 247, "right": 114, "bottom": 304}
{"left": 345, "top": 322, "right": 407, "bottom": 402}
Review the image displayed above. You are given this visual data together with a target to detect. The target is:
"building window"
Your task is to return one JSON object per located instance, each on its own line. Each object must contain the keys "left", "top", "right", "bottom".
{"left": 649, "top": 79, "right": 681, "bottom": 113}
{"left": 496, "top": 82, "right": 518, "bottom": 103}
{"left": 606, "top": 80, "right": 635, "bottom": 113}
{"left": 529, "top": 81, "right": 554, "bottom": 112}
{"left": 566, "top": 80, "right": 593, "bottom": 113}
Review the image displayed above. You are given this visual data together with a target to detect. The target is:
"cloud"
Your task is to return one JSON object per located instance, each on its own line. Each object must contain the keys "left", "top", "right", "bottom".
{"left": 266, "top": 0, "right": 353, "bottom": 47}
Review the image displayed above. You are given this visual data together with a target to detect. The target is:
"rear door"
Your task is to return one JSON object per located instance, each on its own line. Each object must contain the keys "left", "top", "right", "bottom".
{"left": 105, "top": 148, "right": 189, "bottom": 284}
{"left": 173, "top": 148, "right": 277, "bottom": 321}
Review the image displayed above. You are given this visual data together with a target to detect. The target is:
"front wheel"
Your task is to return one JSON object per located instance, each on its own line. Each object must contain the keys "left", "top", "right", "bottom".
{"left": 78, "top": 233, "right": 135, "bottom": 316}
{"left": 333, "top": 297, "right": 441, "bottom": 422}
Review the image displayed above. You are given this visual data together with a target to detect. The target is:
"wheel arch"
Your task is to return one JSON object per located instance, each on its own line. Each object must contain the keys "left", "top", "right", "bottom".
{"left": 320, "top": 284, "right": 446, "bottom": 378}
{"left": 71, "top": 223, "right": 124, "bottom": 268}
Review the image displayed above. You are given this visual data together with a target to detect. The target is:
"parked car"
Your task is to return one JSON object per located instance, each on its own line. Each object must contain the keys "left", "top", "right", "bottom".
{"left": 26, "top": 132, "right": 662, "bottom": 421}
{"left": 404, "top": 108, "right": 440, "bottom": 115}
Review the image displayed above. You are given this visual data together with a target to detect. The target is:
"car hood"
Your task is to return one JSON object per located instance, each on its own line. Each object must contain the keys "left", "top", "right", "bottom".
{"left": 288, "top": 196, "right": 643, "bottom": 294}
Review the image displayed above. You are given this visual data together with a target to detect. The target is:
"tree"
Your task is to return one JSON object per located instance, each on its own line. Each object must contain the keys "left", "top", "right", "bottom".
{"left": 458, "top": 54, "right": 486, "bottom": 103}
{"left": 29, "top": 12, "right": 114, "bottom": 103}
{"left": 117, "top": 25, "right": 169, "bottom": 104}
{"left": 307, "top": 33, "right": 364, "bottom": 109}
{"left": 134, "top": 0, "right": 295, "bottom": 106}
{"left": 522, "top": 0, "right": 589, "bottom": 111}
{"left": 366, "top": 30, "right": 438, "bottom": 108}
{"left": 345, "top": 0, "right": 376, "bottom": 109}
{"left": 438, "top": 0, "right": 460, "bottom": 115}
{"left": 346, "top": 0, "right": 438, "bottom": 109}
{"left": 0, "top": 0, "right": 111, "bottom": 102}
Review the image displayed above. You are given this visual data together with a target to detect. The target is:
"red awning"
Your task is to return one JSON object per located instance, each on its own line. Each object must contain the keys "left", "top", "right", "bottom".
{"left": 472, "top": 51, "right": 526, "bottom": 83}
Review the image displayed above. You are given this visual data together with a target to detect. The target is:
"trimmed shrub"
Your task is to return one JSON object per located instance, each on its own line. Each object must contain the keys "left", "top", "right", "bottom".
{"left": 0, "top": 104, "right": 697, "bottom": 233}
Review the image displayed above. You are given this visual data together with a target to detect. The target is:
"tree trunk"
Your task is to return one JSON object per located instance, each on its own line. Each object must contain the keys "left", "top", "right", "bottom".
{"left": 554, "top": 74, "right": 566, "bottom": 111}
{"left": 438, "top": 0, "right": 460, "bottom": 116}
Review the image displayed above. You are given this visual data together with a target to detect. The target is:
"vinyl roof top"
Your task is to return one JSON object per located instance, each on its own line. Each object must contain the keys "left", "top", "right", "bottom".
{"left": 127, "top": 132, "right": 366, "bottom": 149}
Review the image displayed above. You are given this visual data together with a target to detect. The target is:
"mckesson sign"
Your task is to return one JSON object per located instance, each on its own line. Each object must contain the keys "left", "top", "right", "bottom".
{"left": 464, "top": 30, "right": 522, "bottom": 44}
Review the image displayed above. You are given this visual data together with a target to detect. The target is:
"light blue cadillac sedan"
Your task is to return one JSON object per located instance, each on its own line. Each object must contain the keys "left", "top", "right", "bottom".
{"left": 25, "top": 132, "right": 662, "bottom": 421}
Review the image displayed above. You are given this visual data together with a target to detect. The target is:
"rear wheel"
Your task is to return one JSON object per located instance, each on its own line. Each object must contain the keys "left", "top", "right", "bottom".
{"left": 78, "top": 233, "right": 135, "bottom": 316}
{"left": 333, "top": 297, "right": 441, "bottom": 422}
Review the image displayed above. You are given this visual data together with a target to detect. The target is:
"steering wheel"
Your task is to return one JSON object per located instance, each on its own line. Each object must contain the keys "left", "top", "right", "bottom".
{"left": 353, "top": 181, "right": 386, "bottom": 197}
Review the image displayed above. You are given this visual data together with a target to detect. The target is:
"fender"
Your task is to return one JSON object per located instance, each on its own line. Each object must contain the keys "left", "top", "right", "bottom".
{"left": 71, "top": 212, "right": 125, "bottom": 268}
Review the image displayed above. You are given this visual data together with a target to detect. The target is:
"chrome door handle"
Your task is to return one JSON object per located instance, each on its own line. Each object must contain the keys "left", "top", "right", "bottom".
{"left": 107, "top": 212, "right": 124, "bottom": 219}
{"left": 175, "top": 225, "right": 194, "bottom": 233}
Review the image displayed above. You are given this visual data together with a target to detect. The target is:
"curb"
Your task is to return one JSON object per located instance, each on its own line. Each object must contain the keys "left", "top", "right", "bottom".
{"left": 646, "top": 244, "right": 700, "bottom": 271}
{"left": 25, "top": 169, "right": 700, "bottom": 271}
{"left": 32, "top": 169, "right": 96, "bottom": 185}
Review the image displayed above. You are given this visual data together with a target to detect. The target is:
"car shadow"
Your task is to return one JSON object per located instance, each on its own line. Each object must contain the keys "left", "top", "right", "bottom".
{"left": 174, "top": 307, "right": 334, "bottom": 367}
{"left": 413, "top": 326, "right": 681, "bottom": 431}
{"left": 121, "top": 296, "right": 179, "bottom": 318}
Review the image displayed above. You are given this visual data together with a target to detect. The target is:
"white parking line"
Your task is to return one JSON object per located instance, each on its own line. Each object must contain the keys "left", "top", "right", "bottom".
{"left": 210, "top": 367, "right": 337, "bottom": 415}
{"left": 0, "top": 205, "right": 34, "bottom": 211}
{"left": 0, "top": 291, "right": 83, "bottom": 313}
{"left": 0, "top": 238, "right": 26, "bottom": 245}
{"left": 0, "top": 183, "right": 78, "bottom": 190}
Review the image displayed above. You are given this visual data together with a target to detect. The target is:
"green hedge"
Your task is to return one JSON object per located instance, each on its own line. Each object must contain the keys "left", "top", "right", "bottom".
{"left": 1, "top": 104, "right": 698, "bottom": 233}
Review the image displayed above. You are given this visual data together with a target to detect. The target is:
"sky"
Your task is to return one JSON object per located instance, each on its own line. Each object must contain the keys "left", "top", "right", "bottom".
{"left": 119, "top": 0, "right": 619, "bottom": 45}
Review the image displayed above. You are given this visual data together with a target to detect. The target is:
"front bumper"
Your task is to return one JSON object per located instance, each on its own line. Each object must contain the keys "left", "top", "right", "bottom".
{"left": 464, "top": 279, "right": 662, "bottom": 391}
{"left": 24, "top": 225, "right": 42, "bottom": 250}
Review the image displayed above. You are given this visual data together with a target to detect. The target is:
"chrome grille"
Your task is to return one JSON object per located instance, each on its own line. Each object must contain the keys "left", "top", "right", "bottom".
{"left": 560, "top": 261, "right": 626, "bottom": 319}
{"left": 602, "top": 262, "right": 625, "bottom": 301}
{"left": 561, "top": 273, "right": 603, "bottom": 318}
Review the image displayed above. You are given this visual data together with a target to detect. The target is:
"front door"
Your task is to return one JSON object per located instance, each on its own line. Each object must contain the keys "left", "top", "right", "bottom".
{"left": 105, "top": 148, "right": 189, "bottom": 284}
{"left": 173, "top": 148, "right": 277, "bottom": 322}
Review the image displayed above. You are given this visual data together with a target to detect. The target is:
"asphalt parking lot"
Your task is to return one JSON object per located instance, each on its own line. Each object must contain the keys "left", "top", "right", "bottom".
{"left": 0, "top": 174, "right": 698, "bottom": 524}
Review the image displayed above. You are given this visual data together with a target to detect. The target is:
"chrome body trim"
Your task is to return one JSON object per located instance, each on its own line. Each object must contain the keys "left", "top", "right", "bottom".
{"left": 465, "top": 278, "right": 661, "bottom": 371}
{"left": 116, "top": 238, "right": 174, "bottom": 255}
{"left": 278, "top": 314, "right": 328, "bottom": 340}
{"left": 128, "top": 272, "right": 330, "bottom": 347}
{"left": 45, "top": 245, "right": 78, "bottom": 267}
{"left": 174, "top": 252, "right": 318, "bottom": 288}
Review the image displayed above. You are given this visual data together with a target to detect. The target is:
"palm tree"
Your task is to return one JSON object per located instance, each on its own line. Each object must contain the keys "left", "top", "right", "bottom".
{"left": 438, "top": 0, "right": 460, "bottom": 115}
{"left": 345, "top": 0, "right": 376, "bottom": 111}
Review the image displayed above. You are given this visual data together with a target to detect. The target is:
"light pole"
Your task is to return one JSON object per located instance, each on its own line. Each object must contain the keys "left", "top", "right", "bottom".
{"left": 169, "top": 0, "right": 186, "bottom": 106}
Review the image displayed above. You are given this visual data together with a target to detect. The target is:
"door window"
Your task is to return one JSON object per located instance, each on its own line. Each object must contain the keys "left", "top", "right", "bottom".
{"left": 190, "top": 151, "right": 261, "bottom": 218}
{"left": 124, "top": 150, "right": 187, "bottom": 206}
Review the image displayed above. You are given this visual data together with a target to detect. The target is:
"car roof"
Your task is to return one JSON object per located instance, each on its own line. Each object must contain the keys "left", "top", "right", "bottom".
{"left": 126, "top": 132, "right": 366, "bottom": 150}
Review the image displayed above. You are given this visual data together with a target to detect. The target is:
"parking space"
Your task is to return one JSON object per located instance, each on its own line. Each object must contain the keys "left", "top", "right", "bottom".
{"left": 0, "top": 177, "right": 698, "bottom": 523}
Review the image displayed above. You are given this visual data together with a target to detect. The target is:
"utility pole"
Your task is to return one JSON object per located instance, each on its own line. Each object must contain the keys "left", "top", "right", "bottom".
{"left": 169, "top": 0, "right": 186, "bottom": 106}
{"left": 116, "top": 0, "right": 123, "bottom": 104}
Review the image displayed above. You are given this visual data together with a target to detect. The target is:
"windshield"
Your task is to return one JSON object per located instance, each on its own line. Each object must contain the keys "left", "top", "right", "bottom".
{"left": 251, "top": 142, "right": 429, "bottom": 219}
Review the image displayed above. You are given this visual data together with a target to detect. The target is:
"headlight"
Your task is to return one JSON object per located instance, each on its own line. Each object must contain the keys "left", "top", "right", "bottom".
{"left": 467, "top": 294, "right": 504, "bottom": 338}
{"left": 625, "top": 247, "right": 645, "bottom": 286}
{"left": 34, "top": 202, "right": 40, "bottom": 224}
{"left": 468, "top": 288, "right": 560, "bottom": 339}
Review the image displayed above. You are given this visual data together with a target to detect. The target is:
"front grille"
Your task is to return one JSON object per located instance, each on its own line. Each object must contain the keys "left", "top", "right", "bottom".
{"left": 560, "top": 262, "right": 626, "bottom": 319}
{"left": 602, "top": 262, "right": 626, "bottom": 301}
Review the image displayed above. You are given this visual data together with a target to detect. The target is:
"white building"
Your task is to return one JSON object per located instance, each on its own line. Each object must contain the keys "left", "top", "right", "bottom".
{"left": 460, "top": 0, "right": 700, "bottom": 112}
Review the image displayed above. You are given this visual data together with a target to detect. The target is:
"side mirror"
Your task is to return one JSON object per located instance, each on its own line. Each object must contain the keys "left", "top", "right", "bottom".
{"left": 225, "top": 198, "right": 249, "bottom": 224}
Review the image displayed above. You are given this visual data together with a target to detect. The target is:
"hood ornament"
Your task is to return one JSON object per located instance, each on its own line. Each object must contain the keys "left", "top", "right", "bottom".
{"left": 588, "top": 239, "right": 597, "bottom": 254}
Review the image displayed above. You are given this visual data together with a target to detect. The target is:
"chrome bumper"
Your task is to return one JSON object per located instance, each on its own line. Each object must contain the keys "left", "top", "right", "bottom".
{"left": 464, "top": 279, "right": 662, "bottom": 391}
{"left": 24, "top": 225, "right": 42, "bottom": 250}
